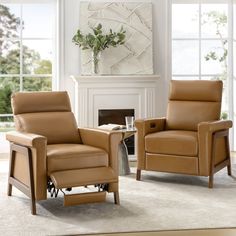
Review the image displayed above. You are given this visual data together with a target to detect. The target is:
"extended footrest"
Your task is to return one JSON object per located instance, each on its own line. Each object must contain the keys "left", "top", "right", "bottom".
{"left": 64, "top": 191, "right": 106, "bottom": 206}
{"left": 50, "top": 167, "right": 117, "bottom": 189}
{"left": 49, "top": 167, "right": 117, "bottom": 206}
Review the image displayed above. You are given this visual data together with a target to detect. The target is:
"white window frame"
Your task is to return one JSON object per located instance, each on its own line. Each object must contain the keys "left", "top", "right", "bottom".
{"left": 0, "top": 0, "right": 59, "bottom": 91}
{"left": 169, "top": 0, "right": 235, "bottom": 149}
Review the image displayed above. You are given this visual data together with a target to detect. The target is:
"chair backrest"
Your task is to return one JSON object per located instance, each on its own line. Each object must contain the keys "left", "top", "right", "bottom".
{"left": 11, "top": 91, "right": 82, "bottom": 144}
{"left": 166, "top": 80, "right": 222, "bottom": 131}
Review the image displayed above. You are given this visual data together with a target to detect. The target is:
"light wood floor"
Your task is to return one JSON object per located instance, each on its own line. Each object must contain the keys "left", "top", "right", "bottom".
{"left": 80, "top": 228, "right": 236, "bottom": 236}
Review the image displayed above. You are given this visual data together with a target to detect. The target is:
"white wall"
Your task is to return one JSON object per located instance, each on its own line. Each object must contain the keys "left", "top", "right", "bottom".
{"left": 61, "top": 0, "right": 170, "bottom": 117}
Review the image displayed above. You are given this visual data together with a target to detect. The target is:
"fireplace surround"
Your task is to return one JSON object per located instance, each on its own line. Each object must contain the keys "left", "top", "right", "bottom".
{"left": 71, "top": 75, "right": 159, "bottom": 158}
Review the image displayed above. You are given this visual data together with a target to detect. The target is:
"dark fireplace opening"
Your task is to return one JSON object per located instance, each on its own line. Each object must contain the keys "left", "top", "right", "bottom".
{"left": 98, "top": 109, "right": 135, "bottom": 155}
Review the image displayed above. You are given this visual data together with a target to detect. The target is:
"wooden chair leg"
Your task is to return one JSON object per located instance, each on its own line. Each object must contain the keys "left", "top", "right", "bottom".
{"left": 209, "top": 174, "right": 214, "bottom": 188}
{"left": 227, "top": 163, "right": 232, "bottom": 176}
{"left": 225, "top": 135, "right": 232, "bottom": 176}
{"left": 136, "top": 169, "right": 141, "bottom": 181}
{"left": 27, "top": 148, "right": 36, "bottom": 215}
{"left": 7, "top": 146, "right": 15, "bottom": 196}
{"left": 209, "top": 132, "right": 217, "bottom": 189}
{"left": 114, "top": 191, "right": 120, "bottom": 205}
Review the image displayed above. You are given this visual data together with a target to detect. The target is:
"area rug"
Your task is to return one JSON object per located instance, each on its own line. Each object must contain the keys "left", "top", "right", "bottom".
{"left": 74, "top": 228, "right": 236, "bottom": 236}
{"left": 0, "top": 160, "right": 236, "bottom": 236}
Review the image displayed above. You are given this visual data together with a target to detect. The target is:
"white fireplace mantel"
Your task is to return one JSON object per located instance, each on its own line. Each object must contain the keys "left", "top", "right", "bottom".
{"left": 71, "top": 75, "right": 160, "bottom": 127}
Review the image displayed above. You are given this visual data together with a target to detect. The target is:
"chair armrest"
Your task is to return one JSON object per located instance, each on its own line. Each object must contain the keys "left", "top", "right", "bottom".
{"left": 198, "top": 120, "right": 232, "bottom": 133}
{"left": 79, "top": 128, "right": 123, "bottom": 175}
{"left": 6, "top": 131, "right": 47, "bottom": 201}
{"left": 6, "top": 131, "right": 46, "bottom": 147}
{"left": 134, "top": 118, "right": 166, "bottom": 170}
{"left": 198, "top": 120, "right": 233, "bottom": 176}
{"left": 134, "top": 117, "right": 166, "bottom": 136}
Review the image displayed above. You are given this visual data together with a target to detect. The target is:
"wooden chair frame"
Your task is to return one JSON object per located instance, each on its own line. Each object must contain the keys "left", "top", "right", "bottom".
{"left": 7, "top": 143, "right": 36, "bottom": 215}
{"left": 209, "top": 129, "right": 231, "bottom": 188}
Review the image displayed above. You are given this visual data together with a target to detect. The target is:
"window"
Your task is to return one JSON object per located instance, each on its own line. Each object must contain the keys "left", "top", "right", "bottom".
{"left": 0, "top": 0, "right": 57, "bottom": 131}
{"left": 171, "top": 0, "right": 236, "bottom": 150}
{"left": 233, "top": 0, "right": 236, "bottom": 148}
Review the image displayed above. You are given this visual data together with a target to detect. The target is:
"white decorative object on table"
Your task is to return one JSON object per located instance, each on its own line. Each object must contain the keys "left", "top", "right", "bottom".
{"left": 80, "top": 2, "right": 153, "bottom": 75}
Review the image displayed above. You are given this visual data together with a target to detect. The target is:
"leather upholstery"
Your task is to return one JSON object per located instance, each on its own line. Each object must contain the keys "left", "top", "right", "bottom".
{"left": 145, "top": 130, "right": 198, "bottom": 156}
{"left": 6, "top": 131, "right": 46, "bottom": 147}
{"left": 169, "top": 80, "right": 222, "bottom": 102}
{"left": 79, "top": 128, "right": 122, "bottom": 176}
{"left": 14, "top": 112, "right": 81, "bottom": 144}
{"left": 12, "top": 92, "right": 82, "bottom": 144}
{"left": 166, "top": 80, "right": 222, "bottom": 131}
{"left": 146, "top": 153, "right": 198, "bottom": 175}
{"left": 135, "top": 80, "right": 232, "bottom": 178}
{"left": 11, "top": 91, "right": 71, "bottom": 115}
{"left": 134, "top": 118, "right": 166, "bottom": 170}
{"left": 166, "top": 101, "right": 221, "bottom": 131}
{"left": 63, "top": 191, "right": 106, "bottom": 206}
{"left": 15, "top": 112, "right": 81, "bottom": 144}
{"left": 47, "top": 144, "right": 109, "bottom": 175}
{"left": 7, "top": 91, "right": 122, "bottom": 201}
{"left": 50, "top": 167, "right": 117, "bottom": 189}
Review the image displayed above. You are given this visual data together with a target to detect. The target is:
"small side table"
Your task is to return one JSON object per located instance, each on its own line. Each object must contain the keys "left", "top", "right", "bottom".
{"left": 118, "top": 128, "right": 136, "bottom": 176}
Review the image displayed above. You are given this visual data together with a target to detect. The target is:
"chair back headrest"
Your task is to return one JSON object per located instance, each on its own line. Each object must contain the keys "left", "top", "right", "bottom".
{"left": 166, "top": 80, "right": 223, "bottom": 131}
{"left": 12, "top": 91, "right": 71, "bottom": 115}
{"left": 11, "top": 91, "right": 81, "bottom": 144}
{"left": 169, "top": 80, "right": 222, "bottom": 102}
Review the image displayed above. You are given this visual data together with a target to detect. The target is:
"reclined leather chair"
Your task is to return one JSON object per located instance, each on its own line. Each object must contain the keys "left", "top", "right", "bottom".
{"left": 6, "top": 91, "right": 122, "bottom": 215}
{"left": 135, "top": 80, "right": 232, "bottom": 188}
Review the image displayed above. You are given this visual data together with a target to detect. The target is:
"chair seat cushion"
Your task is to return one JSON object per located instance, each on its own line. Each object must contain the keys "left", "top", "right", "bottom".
{"left": 145, "top": 130, "right": 198, "bottom": 157}
{"left": 47, "top": 144, "right": 109, "bottom": 174}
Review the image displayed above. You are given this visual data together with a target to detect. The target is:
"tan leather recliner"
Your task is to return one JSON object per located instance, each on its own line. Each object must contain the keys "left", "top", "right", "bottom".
{"left": 135, "top": 80, "right": 232, "bottom": 187}
{"left": 6, "top": 91, "right": 122, "bottom": 215}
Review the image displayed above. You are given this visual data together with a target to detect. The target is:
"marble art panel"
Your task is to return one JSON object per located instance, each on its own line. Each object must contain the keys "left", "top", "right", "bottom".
{"left": 80, "top": 2, "right": 153, "bottom": 75}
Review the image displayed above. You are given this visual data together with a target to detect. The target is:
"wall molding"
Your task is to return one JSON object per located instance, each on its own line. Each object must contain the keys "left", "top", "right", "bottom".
{"left": 71, "top": 75, "right": 160, "bottom": 127}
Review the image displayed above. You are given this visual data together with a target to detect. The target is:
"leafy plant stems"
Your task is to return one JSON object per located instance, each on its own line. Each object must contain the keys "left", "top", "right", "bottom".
{"left": 72, "top": 23, "right": 126, "bottom": 74}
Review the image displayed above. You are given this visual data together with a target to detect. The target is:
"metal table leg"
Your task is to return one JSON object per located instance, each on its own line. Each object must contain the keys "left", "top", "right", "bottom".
{"left": 118, "top": 140, "right": 131, "bottom": 176}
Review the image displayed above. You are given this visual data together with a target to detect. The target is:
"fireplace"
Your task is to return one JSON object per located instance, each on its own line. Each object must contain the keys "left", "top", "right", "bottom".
{"left": 98, "top": 109, "right": 135, "bottom": 155}
{"left": 72, "top": 75, "right": 159, "bottom": 159}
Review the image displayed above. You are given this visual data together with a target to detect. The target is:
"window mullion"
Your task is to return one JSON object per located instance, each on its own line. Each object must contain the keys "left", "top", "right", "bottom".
{"left": 199, "top": 2, "right": 202, "bottom": 80}
{"left": 228, "top": 0, "right": 234, "bottom": 117}
{"left": 228, "top": 0, "right": 234, "bottom": 148}
{"left": 19, "top": 4, "right": 23, "bottom": 91}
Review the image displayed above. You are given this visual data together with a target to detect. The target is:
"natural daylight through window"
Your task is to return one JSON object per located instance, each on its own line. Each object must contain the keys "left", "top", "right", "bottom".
{"left": 0, "top": 0, "right": 57, "bottom": 132}
{"left": 0, "top": 0, "right": 57, "bottom": 153}
{"left": 171, "top": 0, "right": 236, "bottom": 150}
